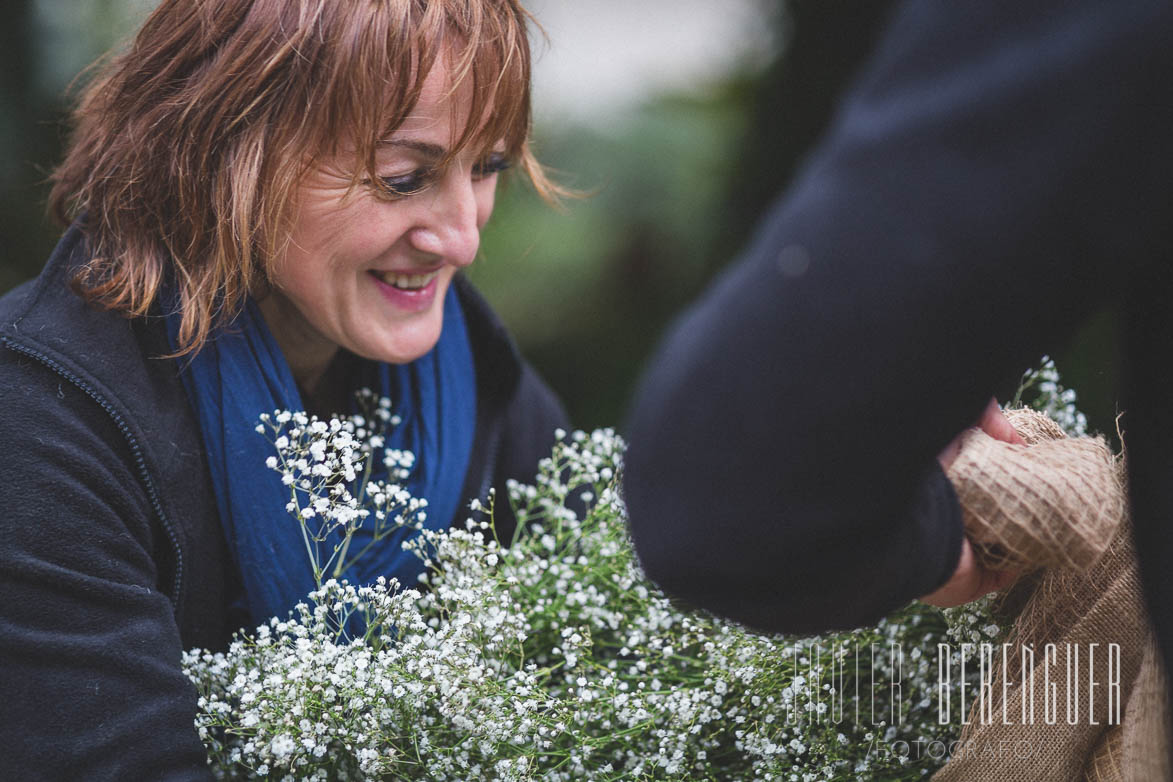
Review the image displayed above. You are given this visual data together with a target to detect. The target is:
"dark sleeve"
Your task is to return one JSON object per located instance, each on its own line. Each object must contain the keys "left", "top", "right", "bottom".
{"left": 0, "top": 351, "right": 212, "bottom": 781}
{"left": 624, "top": 0, "right": 1173, "bottom": 633}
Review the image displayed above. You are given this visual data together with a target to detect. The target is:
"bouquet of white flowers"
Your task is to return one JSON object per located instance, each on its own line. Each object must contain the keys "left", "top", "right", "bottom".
{"left": 185, "top": 363, "right": 1086, "bottom": 780}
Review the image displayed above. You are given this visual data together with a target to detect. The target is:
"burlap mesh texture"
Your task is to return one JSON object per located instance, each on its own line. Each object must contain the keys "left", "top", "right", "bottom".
{"left": 932, "top": 408, "right": 1171, "bottom": 782}
{"left": 945, "top": 409, "right": 1122, "bottom": 573}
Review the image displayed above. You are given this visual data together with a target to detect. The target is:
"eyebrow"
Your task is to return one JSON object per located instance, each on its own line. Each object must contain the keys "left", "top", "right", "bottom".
{"left": 380, "top": 139, "right": 446, "bottom": 158}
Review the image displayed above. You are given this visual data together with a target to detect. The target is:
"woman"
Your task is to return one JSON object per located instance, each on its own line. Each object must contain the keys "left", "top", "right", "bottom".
{"left": 0, "top": 1, "right": 565, "bottom": 778}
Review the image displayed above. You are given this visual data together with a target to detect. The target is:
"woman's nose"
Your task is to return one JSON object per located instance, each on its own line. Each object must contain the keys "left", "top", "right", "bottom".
{"left": 408, "top": 175, "right": 482, "bottom": 267}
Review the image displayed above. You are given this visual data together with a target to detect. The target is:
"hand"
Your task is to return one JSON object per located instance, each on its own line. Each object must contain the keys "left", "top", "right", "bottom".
{"left": 920, "top": 537, "right": 1017, "bottom": 608}
{"left": 921, "top": 398, "right": 1025, "bottom": 608}
{"left": 936, "top": 398, "right": 1025, "bottom": 471}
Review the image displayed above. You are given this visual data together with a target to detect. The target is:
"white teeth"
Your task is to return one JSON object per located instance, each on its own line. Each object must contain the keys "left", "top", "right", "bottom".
{"left": 377, "top": 270, "right": 439, "bottom": 290}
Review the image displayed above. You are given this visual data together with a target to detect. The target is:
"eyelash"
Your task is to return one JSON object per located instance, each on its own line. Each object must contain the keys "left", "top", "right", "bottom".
{"left": 473, "top": 153, "right": 513, "bottom": 179}
{"left": 378, "top": 154, "right": 513, "bottom": 198}
{"left": 379, "top": 170, "right": 433, "bottom": 197}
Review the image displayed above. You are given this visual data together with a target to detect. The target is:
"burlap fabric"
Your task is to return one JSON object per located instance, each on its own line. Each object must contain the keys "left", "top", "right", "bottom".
{"left": 932, "top": 408, "right": 1171, "bottom": 782}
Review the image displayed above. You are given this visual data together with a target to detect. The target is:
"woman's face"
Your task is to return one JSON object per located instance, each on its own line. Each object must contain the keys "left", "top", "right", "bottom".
{"left": 260, "top": 58, "right": 503, "bottom": 380}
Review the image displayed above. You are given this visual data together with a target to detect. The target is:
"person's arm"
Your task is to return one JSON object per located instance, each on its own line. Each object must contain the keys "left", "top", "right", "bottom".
{"left": 0, "top": 352, "right": 212, "bottom": 781}
{"left": 624, "top": 0, "right": 1173, "bottom": 633}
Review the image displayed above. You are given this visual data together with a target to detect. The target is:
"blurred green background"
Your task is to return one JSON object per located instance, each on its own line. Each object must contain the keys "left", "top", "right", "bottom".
{"left": 0, "top": 0, "right": 1121, "bottom": 436}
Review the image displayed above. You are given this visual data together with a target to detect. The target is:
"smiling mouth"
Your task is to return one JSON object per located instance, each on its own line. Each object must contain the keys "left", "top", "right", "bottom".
{"left": 373, "top": 269, "right": 441, "bottom": 291}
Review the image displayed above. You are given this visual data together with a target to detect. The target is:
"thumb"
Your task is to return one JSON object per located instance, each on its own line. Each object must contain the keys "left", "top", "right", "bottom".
{"left": 976, "top": 399, "right": 1026, "bottom": 446}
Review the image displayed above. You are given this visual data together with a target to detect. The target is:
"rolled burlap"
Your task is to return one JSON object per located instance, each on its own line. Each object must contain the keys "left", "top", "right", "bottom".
{"left": 932, "top": 408, "right": 1171, "bottom": 782}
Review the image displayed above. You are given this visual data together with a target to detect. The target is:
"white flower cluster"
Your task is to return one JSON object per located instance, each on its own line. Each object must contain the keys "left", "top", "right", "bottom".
{"left": 186, "top": 360, "right": 1093, "bottom": 779}
{"left": 1013, "top": 355, "right": 1088, "bottom": 437}
{"left": 253, "top": 392, "right": 426, "bottom": 583}
{"left": 184, "top": 579, "right": 423, "bottom": 780}
{"left": 941, "top": 595, "right": 1002, "bottom": 648}
{"left": 186, "top": 419, "right": 974, "bottom": 780}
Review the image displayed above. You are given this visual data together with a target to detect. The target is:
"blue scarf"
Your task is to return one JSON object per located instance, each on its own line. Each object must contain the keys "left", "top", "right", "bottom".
{"left": 166, "top": 289, "right": 477, "bottom": 625}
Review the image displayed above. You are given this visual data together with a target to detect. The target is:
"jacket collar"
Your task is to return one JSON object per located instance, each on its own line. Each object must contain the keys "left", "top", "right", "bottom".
{"left": 0, "top": 225, "right": 182, "bottom": 456}
{"left": 452, "top": 272, "right": 524, "bottom": 409}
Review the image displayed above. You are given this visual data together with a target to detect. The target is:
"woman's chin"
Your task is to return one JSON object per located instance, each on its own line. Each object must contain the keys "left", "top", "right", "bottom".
{"left": 359, "top": 325, "right": 444, "bottom": 366}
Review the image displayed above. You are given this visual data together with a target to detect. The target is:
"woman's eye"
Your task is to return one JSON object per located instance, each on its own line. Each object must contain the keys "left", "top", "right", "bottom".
{"left": 472, "top": 154, "right": 512, "bottom": 180}
{"left": 379, "top": 168, "right": 434, "bottom": 197}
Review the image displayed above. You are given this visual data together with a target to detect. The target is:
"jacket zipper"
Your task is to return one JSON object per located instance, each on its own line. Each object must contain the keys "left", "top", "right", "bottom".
{"left": 1, "top": 337, "right": 185, "bottom": 610}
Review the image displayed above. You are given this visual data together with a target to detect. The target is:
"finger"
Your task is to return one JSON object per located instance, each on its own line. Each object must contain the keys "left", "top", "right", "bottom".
{"left": 977, "top": 398, "right": 1026, "bottom": 445}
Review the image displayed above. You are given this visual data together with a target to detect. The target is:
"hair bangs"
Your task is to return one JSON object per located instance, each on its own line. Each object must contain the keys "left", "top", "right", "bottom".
{"left": 343, "top": 0, "right": 540, "bottom": 193}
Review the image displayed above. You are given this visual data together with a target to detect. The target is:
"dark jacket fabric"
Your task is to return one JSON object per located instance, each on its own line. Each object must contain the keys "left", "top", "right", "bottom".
{"left": 0, "top": 225, "right": 568, "bottom": 781}
{"left": 625, "top": 0, "right": 1173, "bottom": 654}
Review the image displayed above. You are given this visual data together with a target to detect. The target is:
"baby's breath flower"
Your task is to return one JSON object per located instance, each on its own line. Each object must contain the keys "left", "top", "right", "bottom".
{"left": 187, "top": 382, "right": 1069, "bottom": 779}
